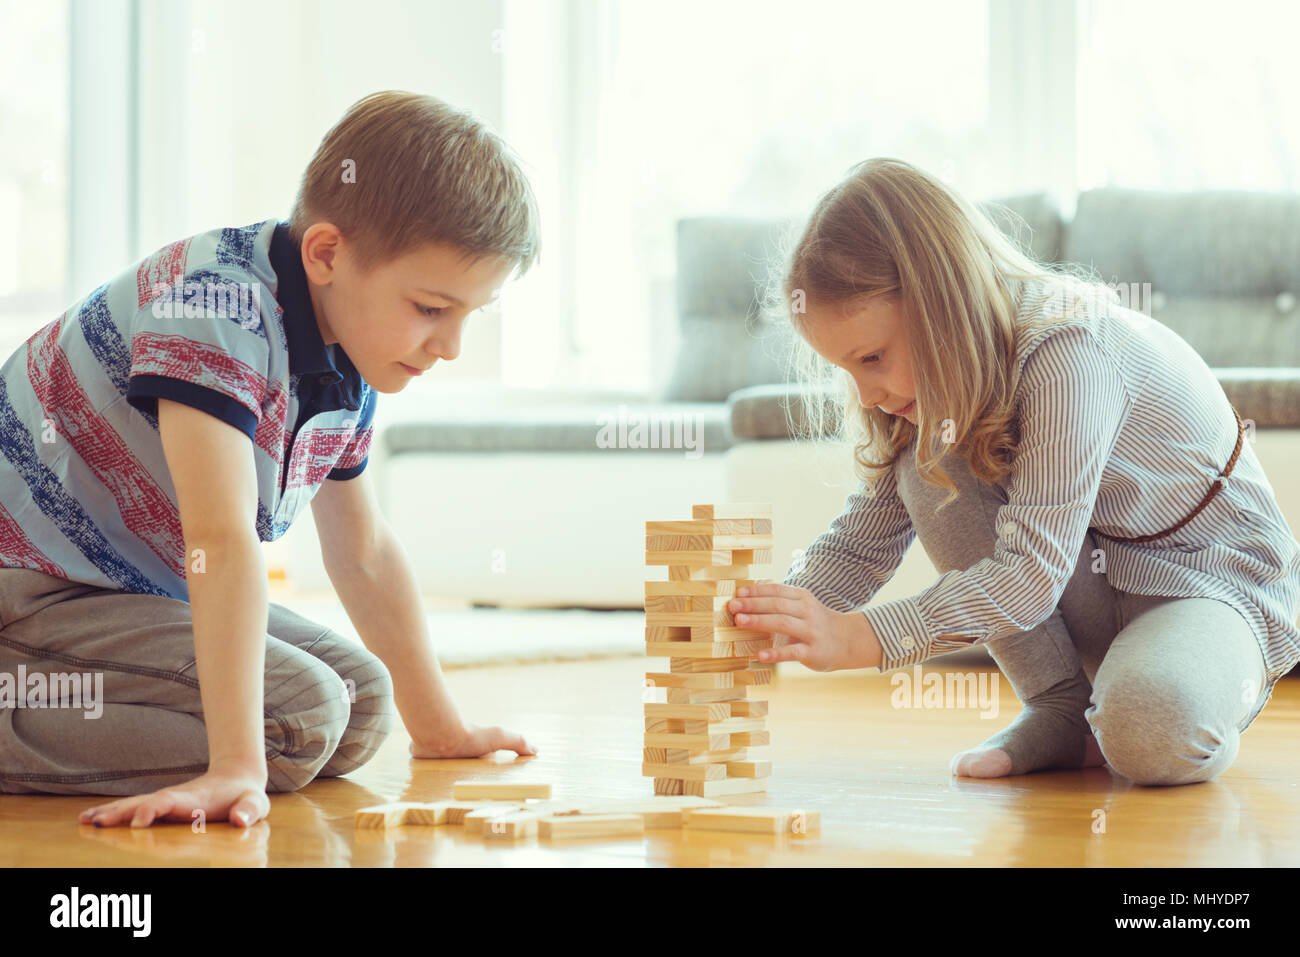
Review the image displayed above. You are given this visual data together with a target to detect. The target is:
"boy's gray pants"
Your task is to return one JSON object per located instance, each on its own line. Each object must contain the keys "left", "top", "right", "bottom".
{"left": 0, "top": 569, "right": 395, "bottom": 795}
{"left": 895, "top": 438, "right": 1271, "bottom": 786}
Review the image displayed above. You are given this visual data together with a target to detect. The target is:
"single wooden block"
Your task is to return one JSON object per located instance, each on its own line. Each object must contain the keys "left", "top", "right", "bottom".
{"left": 646, "top": 641, "right": 735, "bottom": 658}
{"left": 644, "top": 671, "right": 735, "bottom": 689}
{"left": 642, "top": 747, "right": 668, "bottom": 763}
{"left": 644, "top": 701, "right": 732, "bottom": 721}
{"left": 645, "top": 580, "right": 740, "bottom": 598}
{"left": 724, "top": 760, "right": 772, "bottom": 778}
{"left": 539, "top": 814, "right": 645, "bottom": 840}
{"left": 692, "top": 504, "right": 774, "bottom": 520}
{"left": 645, "top": 532, "right": 713, "bottom": 549}
{"left": 685, "top": 807, "right": 820, "bottom": 834}
{"left": 354, "top": 800, "right": 466, "bottom": 829}
{"left": 483, "top": 812, "right": 540, "bottom": 840}
{"left": 644, "top": 595, "right": 692, "bottom": 613}
{"left": 464, "top": 805, "right": 528, "bottom": 834}
{"left": 452, "top": 781, "right": 553, "bottom": 800}
{"left": 644, "top": 732, "right": 731, "bottom": 750}
{"left": 730, "top": 731, "right": 771, "bottom": 747}
{"left": 683, "top": 777, "right": 769, "bottom": 797}
{"left": 666, "top": 746, "right": 763, "bottom": 765}
{"left": 641, "top": 761, "right": 727, "bottom": 781}
{"left": 729, "top": 699, "right": 768, "bottom": 716}
{"left": 666, "top": 686, "right": 747, "bottom": 704}
{"left": 691, "top": 625, "right": 770, "bottom": 642}
{"left": 354, "top": 802, "right": 430, "bottom": 829}
{"left": 557, "top": 796, "right": 723, "bottom": 829}
{"left": 646, "top": 609, "right": 730, "bottom": 628}
{"left": 644, "top": 716, "right": 685, "bottom": 733}
{"left": 751, "top": 519, "right": 772, "bottom": 533}
{"left": 683, "top": 716, "right": 767, "bottom": 734}
{"left": 645, "top": 624, "right": 692, "bottom": 642}
{"left": 646, "top": 549, "right": 733, "bottom": 566}
{"left": 669, "top": 656, "right": 755, "bottom": 673}
{"left": 653, "top": 776, "right": 683, "bottom": 795}
{"left": 728, "top": 548, "right": 773, "bottom": 565}
{"left": 401, "top": 801, "right": 455, "bottom": 826}
{"left": 732, "top": 638, "right": 775, "bottom": 656}
{"left": 644, "top": 519, "right": 754, "bottom": 536}
{"left": 733, "top": 667, "right": 774, "bottom": 686}
{"left": 444, "top": 801, "right": 508, "bottom": 826}
{"left": 669, "top": 564, "right": 763, "bottom": 581}
{"left": 711, "top": 535, "right": 774, "bottom": 550}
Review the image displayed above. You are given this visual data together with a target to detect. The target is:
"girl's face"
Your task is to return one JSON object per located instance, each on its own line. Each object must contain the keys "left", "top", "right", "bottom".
{"left": 797, "top": 293, "right": 918, "bottom": 424}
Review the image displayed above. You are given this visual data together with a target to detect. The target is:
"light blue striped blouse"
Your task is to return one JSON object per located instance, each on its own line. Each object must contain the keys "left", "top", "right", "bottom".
{"left": 784, "top": 279, "right": 1300, "bottom": 720}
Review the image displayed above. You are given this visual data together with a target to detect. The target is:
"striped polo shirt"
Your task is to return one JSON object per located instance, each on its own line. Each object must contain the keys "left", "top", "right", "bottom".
{"left": 785, "top": 277, "right": 1300, "bottom": 726}
{"left": 0, "top": 219, "right": 375, "bottom": 601}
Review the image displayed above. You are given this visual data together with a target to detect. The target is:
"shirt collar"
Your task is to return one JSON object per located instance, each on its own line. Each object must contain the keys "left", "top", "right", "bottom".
{"left": 269, "top": 221, "right": 364, "bottom": 411}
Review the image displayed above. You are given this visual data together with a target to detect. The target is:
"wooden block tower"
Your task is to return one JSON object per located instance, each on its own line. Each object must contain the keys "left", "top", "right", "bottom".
{"left": 642, "top": 503, "right": 775, "bottom": 797}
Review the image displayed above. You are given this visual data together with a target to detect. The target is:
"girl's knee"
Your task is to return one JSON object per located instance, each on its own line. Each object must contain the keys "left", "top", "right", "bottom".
{"left": 1087, "top": 681, "right": 1241, "bottom": 785}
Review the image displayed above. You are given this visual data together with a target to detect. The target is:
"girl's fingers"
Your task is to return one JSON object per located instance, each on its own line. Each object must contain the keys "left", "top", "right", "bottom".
{"left": 729, "top": 595, "right": 802, "bottom": 618}
{"left": 736, "top": 583, "right": 806, "bottom": 601}
{"left": 757, "top": 641, "right": 806, "bottom": 663}
{"left": 737, "top": 613, "right": 808, "bottom": 640}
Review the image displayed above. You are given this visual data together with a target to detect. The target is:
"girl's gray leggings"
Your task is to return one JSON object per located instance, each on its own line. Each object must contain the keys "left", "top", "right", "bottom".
{"left": 0, "top": 568, "right": 395, "bottom": 796}
{"left": 895, "top": 439, "right": 1271, "bottom": 786}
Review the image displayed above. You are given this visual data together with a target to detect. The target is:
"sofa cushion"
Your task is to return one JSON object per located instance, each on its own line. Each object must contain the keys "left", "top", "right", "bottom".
{"left": 382, "top": 401, "right": 734, "bottom": 454}
{"left": 977, "top": 192, "right": 1064, "bottom": 264}
{"left": 1140, "top": 297, "right": 1300, "bottom": 368}
{"left": 729, "top": 384, "right": 841, "bottom": 441}
{"left": 1065, "top": 188, "right": 1300, "bottom": 297}
{"left": 729, "top": 371, "right": 1300, "bottom": 439}
{"left": 663, "top": 218, "right": 794, "bottom": 402}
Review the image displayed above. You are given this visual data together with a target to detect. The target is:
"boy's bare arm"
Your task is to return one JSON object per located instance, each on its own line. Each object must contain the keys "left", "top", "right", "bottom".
{"left": 312, "top": 474, "right": 535, "bottom": 757}
{"left": 158, "top": 398, "right": 268, "bottom": 779}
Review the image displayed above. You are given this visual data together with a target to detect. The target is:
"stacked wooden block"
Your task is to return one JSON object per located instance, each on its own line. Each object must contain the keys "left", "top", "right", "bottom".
{"left": 642, "top": 503, "right": 775, "bottom": 797}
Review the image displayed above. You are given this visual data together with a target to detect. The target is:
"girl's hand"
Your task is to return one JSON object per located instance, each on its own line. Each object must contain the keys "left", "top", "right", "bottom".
{"left": 729, "top": 584, "right": 878, "bottom": 672}
{"left": 409, "top": 721, "right": 537, "bottom": 759}
{"left": 78, "top": 769, "right": 270, "bottom": 829}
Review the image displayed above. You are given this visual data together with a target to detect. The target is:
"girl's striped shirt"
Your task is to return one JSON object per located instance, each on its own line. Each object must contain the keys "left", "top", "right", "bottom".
{"left": 784, "top": 279, "right": 1300, "bottom": 727}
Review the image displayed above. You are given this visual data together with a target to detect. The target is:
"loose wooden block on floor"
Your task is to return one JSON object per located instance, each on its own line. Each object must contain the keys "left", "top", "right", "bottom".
{"left": 464, "top": 805, "right": 528, "bottom": 834}
{"left": 483, "top": 812, "right": 540, "bottom": 840}
{"left": 452, "top": 781, "right": 553, "bottom": 800}
{"left": 685, "top": 807, "right": 821, "bottom": 834}
{"left": 539, "top": 814, "right": 645, "bottom": 840}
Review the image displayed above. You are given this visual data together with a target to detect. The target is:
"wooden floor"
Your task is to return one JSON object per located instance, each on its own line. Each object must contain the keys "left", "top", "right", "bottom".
{"left": 3, "top": 656, "right": 1297, "bottom": 867}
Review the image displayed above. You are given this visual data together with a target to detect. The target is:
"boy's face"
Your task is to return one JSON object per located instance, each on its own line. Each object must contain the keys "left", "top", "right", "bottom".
{"left": 300, "top": 224, "right": 515, "bottom": 392}
{"left": 797, "top": 293, "right": 918, "bottom": 424}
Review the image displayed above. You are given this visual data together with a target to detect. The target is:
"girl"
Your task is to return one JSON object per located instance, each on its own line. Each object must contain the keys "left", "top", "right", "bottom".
{"left": 727, "top": 158, "right": 1300, "bottom": 785}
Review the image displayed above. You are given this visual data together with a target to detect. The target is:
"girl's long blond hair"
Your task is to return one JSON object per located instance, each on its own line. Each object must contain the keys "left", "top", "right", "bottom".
{"left": 770, "top": 157, "right": 1110, "bottom": 508}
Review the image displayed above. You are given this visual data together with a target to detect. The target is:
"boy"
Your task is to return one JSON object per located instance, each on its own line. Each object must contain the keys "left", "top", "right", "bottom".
{"left": 0, "top": 91, "right": 540, "bottom": 829}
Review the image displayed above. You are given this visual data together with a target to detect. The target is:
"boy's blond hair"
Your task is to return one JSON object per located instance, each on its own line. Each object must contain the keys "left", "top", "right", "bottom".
{"left": 771, "top": 157, "right": 1109, "bottom": 507}
{"left": 289, "top": 90, "right": 540, "bottom": 276}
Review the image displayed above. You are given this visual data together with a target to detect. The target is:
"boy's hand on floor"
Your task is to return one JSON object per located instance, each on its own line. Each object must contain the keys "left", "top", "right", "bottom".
{"left": 409, "top": 721, "right": 537, "bottom": 759}
{"left": 77, "top": 770, "right": 270, "bottom": 829}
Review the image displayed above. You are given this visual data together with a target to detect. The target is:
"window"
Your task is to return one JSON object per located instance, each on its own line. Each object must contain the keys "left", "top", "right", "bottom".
{"left": 503, "top": 0, "right": 994, "bottom": 392}
{"left": 1076, "top": 0, "right": 1300, "bottom": 191}
{"left": 0, "top": 0, "right": 69, "bottom": 361}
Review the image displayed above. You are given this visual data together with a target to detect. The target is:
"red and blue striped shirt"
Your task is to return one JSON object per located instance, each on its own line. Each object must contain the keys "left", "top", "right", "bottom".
{"left": 0, "top": 219, "right": 374, "bottom": 600}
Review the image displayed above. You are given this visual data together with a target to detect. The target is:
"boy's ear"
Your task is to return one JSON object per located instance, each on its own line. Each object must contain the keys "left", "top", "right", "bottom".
{"left": 301, "top": 223, "right": 343, "bottom": 281}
